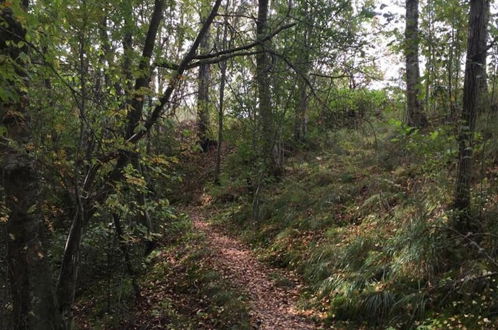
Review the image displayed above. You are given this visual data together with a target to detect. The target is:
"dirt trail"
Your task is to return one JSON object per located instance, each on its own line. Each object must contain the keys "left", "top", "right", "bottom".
{"left": 188, "top": 207, "right": 319, "bottom": 330}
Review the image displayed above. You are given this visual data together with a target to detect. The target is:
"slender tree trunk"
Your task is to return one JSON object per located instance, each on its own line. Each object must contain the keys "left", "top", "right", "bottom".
{"left": 125, "top": 0, "right": 165, "bottom": 140}
{"left": 453, "top": 25, "right": 463, "bottom": 118}
{"left": 294, "top": 61, "right": 310, "bottom": 142}
{"left": 453, "top": 0, "right": 490, "bottom": 230}
{"left": 477, "top": 0, "right": 490, "bottom": 110}
{"left": 197, "top": 6, "right": 211, "bottom": 151}
{"left": 405, "top": 0, "right": 427, "bottom": 128}
{"left": 294, "top": 72, "right": 309, "bottom": 142}
{"left": 57, "top": 2, "right": 92, "bottom": 322}
{"left": 256, "top": 0, "right": 281, "bottom": 175}
{"left": 122, "top": 0, "right": 134, "bottom": 92}
{"left": 294, "top": 13, "right": 311, "bottom": 143}
{"left": 215, "top": 0, "right": 230, "bottom": 184}
{"left": 424, "top": 0, "right": 433, "bottom": 114}
{"left": 1, "top": 2, "right": 62, "bottom": 328}
{"left": 56, "top": 209, "right": 85, "bottom": 322}
{"left": 214, "top": 66, "right": 226, "bottom": 182}
{"left": 448, "top": 21, "right": 455, "bottom": 119}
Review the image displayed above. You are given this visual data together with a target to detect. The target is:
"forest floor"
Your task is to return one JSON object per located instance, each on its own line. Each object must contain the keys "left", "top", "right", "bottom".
{"left": 186, "top": 206, "right": 319, "bottom": 329}
{"left": 76, "top": 122, "right": 498, "bottom": 329}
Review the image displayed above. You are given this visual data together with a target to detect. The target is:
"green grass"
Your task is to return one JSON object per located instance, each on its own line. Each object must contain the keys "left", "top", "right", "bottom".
{"left": 207, "top": 117, "right": 498, "bottom": 328}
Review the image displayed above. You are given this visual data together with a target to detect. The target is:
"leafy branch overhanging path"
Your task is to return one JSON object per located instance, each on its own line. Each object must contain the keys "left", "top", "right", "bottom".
{"left": 187, "top": 207, "right": 318, "bottom": 329}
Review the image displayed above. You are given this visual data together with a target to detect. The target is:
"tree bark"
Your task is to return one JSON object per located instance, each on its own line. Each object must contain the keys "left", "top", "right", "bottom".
{"left": 294, "top": 15, "right": 311, "bottom": 143}
{"left": 0, "top": 2, "right": 62, "bottom": 328}
{"left": 197, "top": 8, "right": 211, "bottom": 151}
{"left": 405, "top": 0, "right": 427, "bottom": 128}
{"left": 453, "top": 0, "right": 490, "bottom": 230}
{"left": 122, "top": 0, "right": 134, "bottom": 92}
{"left": 448, "top": 17, "right": 455, "bottom": 119}
{"left": 256, "top": 0, "right": 281, "bottom": 175}
{"left": 477, "top": 0, "right": 490, "bottom": 109}
{"left": 214, "top": 0, "right": 230, "bottom": 184}
{"left": 125, "top": 0, "right": 166, "bottom": 140}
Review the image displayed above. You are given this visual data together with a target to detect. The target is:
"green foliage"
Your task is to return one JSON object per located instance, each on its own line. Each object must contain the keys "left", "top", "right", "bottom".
{"left": 312, "top": 89, "right": 389, "bottom": 133}
{"left": 2, "top": 0, "right": 498, "bottom": 326}
{"left": 387, "top": 119, "right": 457, "bottom": 176}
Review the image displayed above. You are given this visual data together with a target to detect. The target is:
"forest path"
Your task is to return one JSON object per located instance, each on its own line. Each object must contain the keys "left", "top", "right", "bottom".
{"left": 186, "top": 207, "right": 319, "bottom": 330}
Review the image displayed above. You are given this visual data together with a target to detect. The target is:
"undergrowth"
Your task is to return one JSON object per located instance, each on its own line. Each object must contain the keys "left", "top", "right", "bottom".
{"left": 75, "top": 213, "right": 251, "bottom": 329}
{"left": 133, "top": 224, "right": 251, "bottom": 330}
{"left": 207, "top": 116, "right": 498, "bottom": 328}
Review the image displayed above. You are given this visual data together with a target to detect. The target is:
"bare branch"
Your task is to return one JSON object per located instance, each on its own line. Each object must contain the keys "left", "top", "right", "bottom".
{"left": 310, "top": 72, "right": 351, "bottom": 79}
{"left": 193, "top": 23, "right": 295, "bottom": 60}
{"left": 156, "top": 50, "right": 263, "bottom": 70}
{"left": 155, "top": 22, "right": 295, "bottom": 71}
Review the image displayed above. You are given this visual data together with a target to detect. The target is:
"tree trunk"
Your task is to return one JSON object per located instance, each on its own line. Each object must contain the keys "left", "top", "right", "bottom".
{"left": 424, "top": 0, "right": 433, "bottom": 115}
{"left": 405, "top": 0, "right": 427, "bottom": 128}
{"left": 256, "top": 0, "right": 281, "bottom": 175}
{"left": 453, "top": 0, "right": 490, "bottom": 230}
{"left": 56, "top": 207, "right": 85, "bottom": 323}
{"left": 125, "top": 0, "right": 165, "bottom": 140}
{"left": 214, "top": 0, "right": 230, "bottom": 184}
{"left": 294, "top": 73, "right": 308, "bottom": 142}
{"left": 1, "top": 2, "right": 62, "bottom": 328}
{"left": 294, "top": 26, "right": 310, "bottom": 143}
{"left": 448, "top": 19, "right": 455, "bottom": 119}
{"left": 477, "top": 0, "right": 490, "bottom": 110}
{"left": 197, "top": 10, "right": 211, "bottom": 152}
{"left": 122, "top": 0, "right": 134, "bottom": 92}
